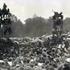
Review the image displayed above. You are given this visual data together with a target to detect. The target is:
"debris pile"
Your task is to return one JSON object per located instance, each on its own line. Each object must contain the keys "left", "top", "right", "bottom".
{"left": 8, "top": 35, "right": 70, "bottom": 70}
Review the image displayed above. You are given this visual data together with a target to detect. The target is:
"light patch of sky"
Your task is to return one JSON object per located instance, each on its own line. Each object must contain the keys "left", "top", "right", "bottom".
{"left": 0, "top": 0, "right": 70, "bottom": 23}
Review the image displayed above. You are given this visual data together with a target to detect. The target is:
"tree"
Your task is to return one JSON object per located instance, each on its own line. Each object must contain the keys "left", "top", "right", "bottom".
{"left": 0, "top": 3, "right": 12, "bottom": 37}
{"left": 25, "top": 16, "right": 50, "bottom": 37}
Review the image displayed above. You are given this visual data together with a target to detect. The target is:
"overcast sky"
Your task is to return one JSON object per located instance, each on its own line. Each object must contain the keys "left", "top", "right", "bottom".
{"left": 0, "top": 0, "right": 70, "bottom": 23}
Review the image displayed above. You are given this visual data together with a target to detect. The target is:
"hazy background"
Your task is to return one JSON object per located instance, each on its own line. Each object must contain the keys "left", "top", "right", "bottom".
{"left": 0, "top": 0, "right": 70, "bottom": 23}
{"left": 0, "top": 0, "right": 70, "bottom": 37}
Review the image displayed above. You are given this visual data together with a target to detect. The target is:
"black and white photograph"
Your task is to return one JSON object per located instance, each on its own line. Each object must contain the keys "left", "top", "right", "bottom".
{"left": 0, "top": 0, "right": 70, "bottom": 70}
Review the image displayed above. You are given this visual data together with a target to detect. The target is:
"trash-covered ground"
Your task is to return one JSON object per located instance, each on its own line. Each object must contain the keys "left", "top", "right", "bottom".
{"left": 0, "top": 35, "right": 70, "bottom": 70}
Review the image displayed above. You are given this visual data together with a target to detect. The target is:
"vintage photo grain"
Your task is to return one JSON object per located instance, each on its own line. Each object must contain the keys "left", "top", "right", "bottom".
{"left": 0, "top": 0, "right": 69, "bottom": 70}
